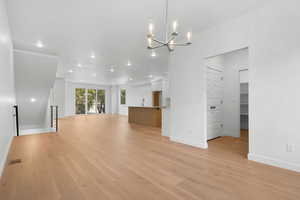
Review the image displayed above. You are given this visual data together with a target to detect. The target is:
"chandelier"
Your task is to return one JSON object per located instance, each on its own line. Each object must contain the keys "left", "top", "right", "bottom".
{"left": 147, "top": 0, "right": 192, "bottom": 52}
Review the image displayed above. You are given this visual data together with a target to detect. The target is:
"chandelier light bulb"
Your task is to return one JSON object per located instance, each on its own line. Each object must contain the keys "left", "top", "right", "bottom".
{"left": 148, "top": 22, "right": 154, "bottom": 35}
{"left": 169, "top": 40, "right": 175, "bottom": 51}
{"left": 36, "top": 40, "right": 44, "bottom": 48}
{"left": 148, "top": 38, "right": 152, "bottom": 48}
{"left": 187, "top": 32, "right": 192, "bottom": 43}
{"left": 30, "top": 98, "right": 36, "bottom": 102}
{"left": 91, "top": 52, "right": 95, "bottom": 59}
{"left": 172, "top": 20, "right": 178, "bottom": 33}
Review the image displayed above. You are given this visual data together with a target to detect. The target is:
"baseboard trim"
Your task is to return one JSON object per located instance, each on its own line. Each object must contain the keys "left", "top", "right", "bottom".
{"left": 0, "top": 135, "right": 14, "bottom": 178}
{"left": 170, "top": 136, "right": 208, "bottom": 149}
{"left": 20, "top": 128, "right": 56, "bottom": 136}
{"left": 207, "top": 136, "right": 221, "bottom": 141}
{"left": 118, "top": 113, "right": 128, "bottom": 116}
{"left": 248, "top": 153, "right": 300, "bottom": 173}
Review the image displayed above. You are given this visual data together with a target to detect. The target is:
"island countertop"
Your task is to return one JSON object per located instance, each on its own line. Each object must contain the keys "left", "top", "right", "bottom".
{"left": 128, "top": 106, "right": 161, "bottom": 109}
{"left": 128, "top": 106, "right": 162, "bottom": 128}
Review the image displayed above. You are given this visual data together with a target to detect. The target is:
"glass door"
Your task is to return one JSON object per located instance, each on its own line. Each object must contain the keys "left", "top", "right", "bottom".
{"left": 75, "top": 88, "right": 86, "bottom": 114}
{"left": 75, "top": 88, "right": 106, "bottom": 114}
{"left": 87, "top": 89, "right": 97, "bottom": 114}
{"left": 97, "top": 89, "right": 105, "bottom": 113}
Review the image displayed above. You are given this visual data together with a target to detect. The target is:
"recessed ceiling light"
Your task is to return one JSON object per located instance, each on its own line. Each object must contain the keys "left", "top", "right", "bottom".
{"left": 92, "top": 73, "right": 97, "bottom": 77}
{"left": 35, "top": 40, "right": 44, "bottom": 48}
{"left": 0, "top": 34, "right": 8, "bottom": 44}
{"left": 148, "top": 74, "right": 153, "bottom": 78}
{"left": 68, "top": 70, "right": 73, "bottom": 73}
{"left": 129, "top": 77, "right": 133, "bottom": 81}
{"left": 127, "top": 60, "right": 132, "bottom": 66}
{"left": 151, "top": 51, "right": 157, "bottom": 57}
{"left": 110, "top": 68, "right": 115, "bottom": 72}
{"left": 30, "top": 98, "right": 36, "bottom": 102}
{"left": 91, "top": 52, "right": 95, "bottom": 59}
{"left": 77, "top": 63, "right": 82, "bottom": 67}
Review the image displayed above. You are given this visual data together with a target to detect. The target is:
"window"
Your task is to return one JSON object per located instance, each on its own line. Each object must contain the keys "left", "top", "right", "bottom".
{"left": 75, "top": 88, "right": 106, "bottom": 114}
{"left": 75, "top": 88, "right": 86, "bottom": 114}
{"left": 120, "top": 89, "right": 126, "bottom": 105}
{"left": 97, "top": 89, "right": 105, "bottom": 113}
{"left": 87, "top": 89, "right": 96, "bottom": 114}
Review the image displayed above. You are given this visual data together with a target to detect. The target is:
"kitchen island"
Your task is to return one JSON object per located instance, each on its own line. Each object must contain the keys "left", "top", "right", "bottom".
{"left": 128, "top": 106, "right": 162, "bottom": 128}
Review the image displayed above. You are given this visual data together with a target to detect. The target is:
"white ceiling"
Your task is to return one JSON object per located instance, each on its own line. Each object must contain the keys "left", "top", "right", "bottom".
{"left": 7, "top": 0, "right": 270, "bottom": 85}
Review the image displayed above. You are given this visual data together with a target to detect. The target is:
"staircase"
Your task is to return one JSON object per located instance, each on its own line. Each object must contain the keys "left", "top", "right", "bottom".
{"left": 14, "top": 50, "right": 58, "bottom": 135}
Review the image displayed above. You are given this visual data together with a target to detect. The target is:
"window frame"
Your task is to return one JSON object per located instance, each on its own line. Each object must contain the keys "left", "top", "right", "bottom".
{"left": 75, "top": 88, "right": 87, "bottom": 115}
{"left": 120, "top": 89, "right": 126, "bottom": 105}
{"left": 75, "top": 87, "right": 107, "bottom": 115}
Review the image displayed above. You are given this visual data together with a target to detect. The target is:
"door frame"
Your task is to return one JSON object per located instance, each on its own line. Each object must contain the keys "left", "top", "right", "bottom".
{"left": 75, "top": 87, "right": 107, "bottom": 115}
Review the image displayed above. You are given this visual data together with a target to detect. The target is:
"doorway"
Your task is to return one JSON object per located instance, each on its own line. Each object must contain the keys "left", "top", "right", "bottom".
{"left": 205, "top": 48, "right": 249, "bottom": 157}
{"left": 152, "top": 91, "right": 162, "bottom": 107}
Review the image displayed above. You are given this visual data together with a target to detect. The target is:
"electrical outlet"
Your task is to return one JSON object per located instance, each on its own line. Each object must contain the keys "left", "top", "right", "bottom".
{"left": 286, "top": 144, "right": 294, "bottom": 153}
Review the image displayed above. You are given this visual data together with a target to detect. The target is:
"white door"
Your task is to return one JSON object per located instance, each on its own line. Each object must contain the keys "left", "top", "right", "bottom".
{"left": 207, "top": 67, "right": 223, "bottom": 140}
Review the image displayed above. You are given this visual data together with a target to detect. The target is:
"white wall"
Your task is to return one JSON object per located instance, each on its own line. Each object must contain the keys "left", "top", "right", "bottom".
{"left": 169, "top": 35, "right": 209, "bottom": 148}
{"left": 111, "top": 86, "right": 119, "bottom": 114}
{"left": 161, "top": 79, "right": 171, "bottom": 137}
{"left": 169, "top": 0, "right": 300, "bottom": 172}
{"left": 53, "top": 78, "right": 65, "bottom": 118}
{"left": 64, "top": 81, "right": 112, "bottom": 116}
{"left": 44, "top": 88, "right": 54, "bottom": 130}
{"left": 248, "top": 0, "right": 300, "bottom": 172}
{"left": 0, "top": 0, "right": 15, "bottom": 176}
{"left": 240, "top": 70, "right": 249, "bottom": 83}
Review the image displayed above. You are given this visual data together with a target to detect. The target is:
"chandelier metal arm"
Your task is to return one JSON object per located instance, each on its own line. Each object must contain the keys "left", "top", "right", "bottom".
{"left": 166, "top": 35, "right": 176, "bottom": 43}
{"left": 148, "top": 44, "right": 167, "bottom": 49}
{"left": 167, "top": 45, "right": 174, "bottom": 52}
{"left": 174, "top": 42, "right": 192, "bottom": 46}
{"left": 146, "top": 0, "right": 192, "bottom": 52}
{"left": 148, "top": 43, "right": 166, "bottom": 49}
{"left": 151, "top": 38, "right": 167, "bottom": 45}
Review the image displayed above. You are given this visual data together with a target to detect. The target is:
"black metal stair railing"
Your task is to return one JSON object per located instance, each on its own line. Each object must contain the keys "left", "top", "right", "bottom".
{"left": 13, "top": 105, "right": 19, "bottom": 136}
{"left": 50, "top": 105, "right": 59, "bottom": 132}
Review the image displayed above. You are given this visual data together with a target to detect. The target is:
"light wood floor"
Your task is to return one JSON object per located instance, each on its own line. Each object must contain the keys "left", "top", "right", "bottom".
{"left": 1, "top": 115, "right": 300, "bottom": 200}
